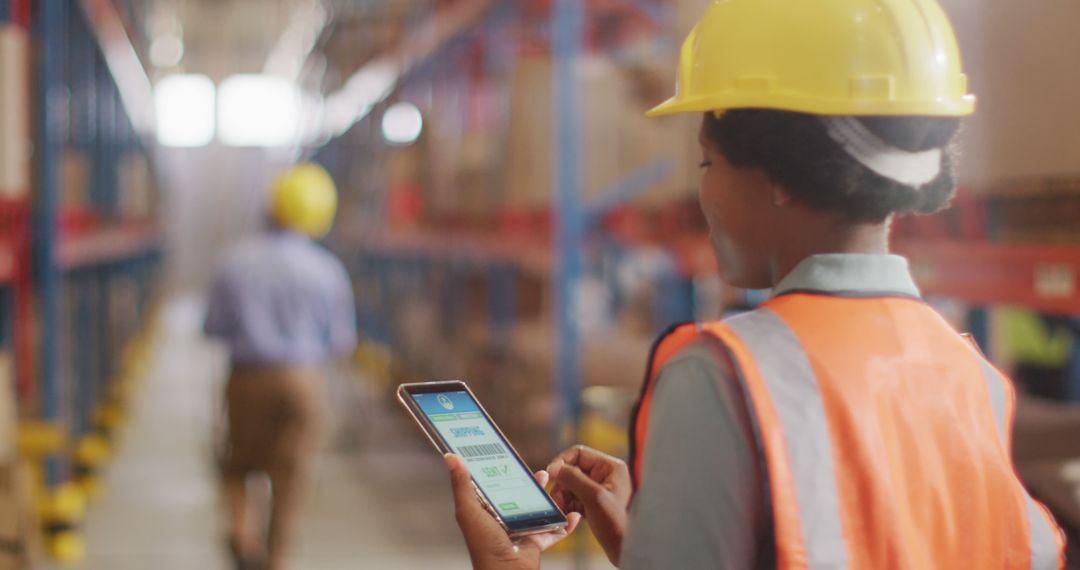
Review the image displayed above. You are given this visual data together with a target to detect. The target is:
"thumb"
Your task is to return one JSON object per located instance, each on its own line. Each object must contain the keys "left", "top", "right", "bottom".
{"left": 445, "top": 454, "right": 482, "bottom": 515}
{"left": 554, "top": 464, "right": 603, "bottom": 502}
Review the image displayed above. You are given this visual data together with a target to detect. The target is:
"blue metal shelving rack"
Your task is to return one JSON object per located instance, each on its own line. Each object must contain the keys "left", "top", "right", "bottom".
{"left": 551, "top": 0, "right": 585, "bottom": 446}
{"left": 31, "top": 0, "right": 161, "bottom": 493}
{"left": 33, "top": 0, "right": 66, "bottom": 488}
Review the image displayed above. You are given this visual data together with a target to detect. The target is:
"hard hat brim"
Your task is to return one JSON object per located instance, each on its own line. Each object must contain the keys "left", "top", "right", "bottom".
{"left": 646, "top": 94, "right": 976, "bottom": 119}
{"left": 645, "top": 96, "right": 702, "bottom": 118}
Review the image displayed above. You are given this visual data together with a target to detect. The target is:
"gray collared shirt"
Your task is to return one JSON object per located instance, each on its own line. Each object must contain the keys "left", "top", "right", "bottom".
{"left": 204, "top": 230, "right": 357, "bottom": 366}
{"left": 620, "top": 254, "right": 921, "bottom": 570}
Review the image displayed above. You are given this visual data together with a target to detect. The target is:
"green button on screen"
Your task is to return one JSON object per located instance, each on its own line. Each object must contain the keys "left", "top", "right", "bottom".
{"left": 499, "top": 502, "right": 520, "bottom": 511}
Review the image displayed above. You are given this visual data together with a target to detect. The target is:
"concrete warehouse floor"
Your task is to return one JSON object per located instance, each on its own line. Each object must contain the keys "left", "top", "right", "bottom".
{"left": 62, "top": 297, "right": 614, "bottom": 570}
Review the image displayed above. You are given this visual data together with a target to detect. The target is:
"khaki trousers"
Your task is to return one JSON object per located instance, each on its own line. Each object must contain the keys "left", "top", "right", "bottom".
{"left": 223, "top": 365, "right": 323, "bottom": 567}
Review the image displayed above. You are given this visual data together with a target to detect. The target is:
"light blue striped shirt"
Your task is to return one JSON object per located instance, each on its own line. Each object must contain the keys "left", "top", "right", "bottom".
{"left": 204, "top": 231, "right": 357, "bottom": 366}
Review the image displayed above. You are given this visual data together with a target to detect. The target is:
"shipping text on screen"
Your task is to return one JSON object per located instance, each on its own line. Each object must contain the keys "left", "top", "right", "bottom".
{"left": 413, "top": 391, "right": 559, "bottom": 523}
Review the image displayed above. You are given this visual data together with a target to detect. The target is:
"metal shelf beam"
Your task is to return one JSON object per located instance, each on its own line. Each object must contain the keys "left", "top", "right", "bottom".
{"left": 895, "top": 240, "right": 1080, "bottom": 314}
{"left": 553, "top": 0, "right": 585, "bottom": 446}
{"left": 32, "top": 0, "right": 66, "bottom": 485}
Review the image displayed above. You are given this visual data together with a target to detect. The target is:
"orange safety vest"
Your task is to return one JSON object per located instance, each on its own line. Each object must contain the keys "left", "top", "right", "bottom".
{"left": 629, "top": 293, "right": 1065, "bottom": 569}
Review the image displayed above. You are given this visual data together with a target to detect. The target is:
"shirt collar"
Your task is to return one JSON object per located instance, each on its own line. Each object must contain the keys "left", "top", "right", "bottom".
{"left": 772, "top": 254, "right": 921, "bottom": 298}
{"left": 271, "top": 228, "right": 309, "bottom": 242}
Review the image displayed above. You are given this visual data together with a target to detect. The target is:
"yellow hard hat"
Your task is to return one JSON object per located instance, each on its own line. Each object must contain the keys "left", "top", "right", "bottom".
{"left": 270, "top": 163, "right": 338, "bottom": 238}
{"left": 647, "top": 0, "right": 975, "bottom": 118}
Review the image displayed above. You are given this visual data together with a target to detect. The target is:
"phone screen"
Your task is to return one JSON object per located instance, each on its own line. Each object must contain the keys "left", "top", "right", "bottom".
{"left": 408, "top": 389, "right": 563, "bottom": 528}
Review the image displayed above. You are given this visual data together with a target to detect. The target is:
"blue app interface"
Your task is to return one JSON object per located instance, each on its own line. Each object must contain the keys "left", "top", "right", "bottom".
{"left": 413, "top": 391, "right": 559, "bottom": 523}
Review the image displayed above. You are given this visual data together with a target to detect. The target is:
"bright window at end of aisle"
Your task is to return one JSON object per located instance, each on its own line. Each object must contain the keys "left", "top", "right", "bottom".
{"left": 218, "top": 74, "right": 301, "bottom": 147}
{"left": 381, "top": 102, "right": 423, "bottom": 146}
{"left": 155, "top": 74, "right": 215, "bottom": 147}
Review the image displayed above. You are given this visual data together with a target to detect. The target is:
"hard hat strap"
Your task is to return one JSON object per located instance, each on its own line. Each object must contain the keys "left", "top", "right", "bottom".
{"left": 820, "top": 117, "right": 942, "bottom": 187}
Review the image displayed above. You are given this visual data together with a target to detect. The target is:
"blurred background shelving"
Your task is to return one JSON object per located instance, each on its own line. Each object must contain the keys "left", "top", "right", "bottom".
{"left": 301, "top": 0, "right": 1080, "bottom": 463}
{"left": 0, "top": 0, "right": 162, "bottom": 565}
{"left": 0, "top": 0, "right": 1078, "bottom": 568}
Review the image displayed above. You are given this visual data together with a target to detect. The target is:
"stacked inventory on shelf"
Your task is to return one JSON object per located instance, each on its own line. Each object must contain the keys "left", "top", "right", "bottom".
{"left": 0, "top": 0, "right": 161, "bottom": 566}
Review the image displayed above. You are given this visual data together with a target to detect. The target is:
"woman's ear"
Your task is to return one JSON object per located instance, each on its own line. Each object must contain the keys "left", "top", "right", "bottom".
{"left": 772, "top": 184, "right": 793, "bottom": 207}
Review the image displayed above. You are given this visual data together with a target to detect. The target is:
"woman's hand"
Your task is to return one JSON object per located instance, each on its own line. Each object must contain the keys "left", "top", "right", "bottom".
{"left": 546, "top": 445, "right": 633, "bottom": 566}
{"left": 445, "top": 454, "right": 582, "bottom": 570}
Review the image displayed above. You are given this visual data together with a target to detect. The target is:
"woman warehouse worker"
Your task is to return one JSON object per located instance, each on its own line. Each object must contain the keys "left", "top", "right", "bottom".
{"left": 444, "top": 0, "right": 1066, "bottom": 568}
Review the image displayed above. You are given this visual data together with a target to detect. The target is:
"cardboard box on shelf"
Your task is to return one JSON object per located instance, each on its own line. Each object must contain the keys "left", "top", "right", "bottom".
{"left": 515, "top": 271, "right": 548, "bottom": 323}
{"left": 0, "top": 354, "right": 13, "bottom": 464}
{"left": 385, "top": 146, "right": 424, "bottom": 187}
{"left": 422, "top": 107, "right": 469, "bottom": 222}
{"left": 615, "top": 54, "right": 699, "bottom": 205}
{"left": 505, "top": 54, "right": 698, "bottom": 212}
{"left": 1016, "top": 460, "right": 1080, "bottom": 566}
{"left": 0, "top": 25, "right": 29, "bottom": 198}
{"left": 671, "top": 0, "right": 711, "bottom": 39}
{"left": 505, "top": 57, "right": 553, "bottom": 211}
{"left": 1012, "top": 398, "right": 1080, "bottom": 567}
{"left": 507, "top": 54, "right": 635, "bottom": 210}
{"left": 1013, "top": 398, "right": 1080, "bottom": 465}
{"left": 109, "top": 276, "right": 141, "bottom": 351}
{"left": 118, "top": 152, "right": 154, "bottom": 220}
{"left": 937, "top": 0, "right": 1080, "bottom": 189}
{"left": 488, "top": 317, "right": 654, "bottom": 465}
{"left": 578, "top": 56, "right": 628, "bottom": 204}
{"left": 508, "top": 319, "right": 653, "bottom": 389}
{"left": 62, "top": 150, "right": 89, "bottom": 209}
{"left": 455, "top": 130, "right": 499, "bottom": 221}
{"left": 584, "top": 332, "right": 652, "bottom": 390}
{"left": 0, "top": 460, "right": 41, "bottom": 570}
{"left": 389, "top": 294, "right": 471, "bottom": 386}
{"left": 0, "top": 355, "right": 40, "bottom": 570}
{"left": 997, "top": 193, "right": 1080, "bottom": 245}
{"left": 985, "top": 175, "right": 1080, "bottom": 199}
{"left": 480, "top": 319, "right": 556, "bottom": 466}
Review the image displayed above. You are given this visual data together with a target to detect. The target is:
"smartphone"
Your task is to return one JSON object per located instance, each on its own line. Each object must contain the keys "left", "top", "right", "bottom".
{"left": 397, "top": 381, "right": 568, "bottom": 538}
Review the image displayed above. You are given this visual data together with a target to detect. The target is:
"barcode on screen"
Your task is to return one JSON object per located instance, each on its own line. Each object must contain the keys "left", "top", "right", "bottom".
{"left": 458, "top": 443, "right": 507, "bottom": 459}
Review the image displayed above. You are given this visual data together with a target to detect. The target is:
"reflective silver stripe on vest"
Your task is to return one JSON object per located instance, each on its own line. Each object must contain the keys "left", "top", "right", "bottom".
{"left": 974, "top": 356, "right": 1061, "bottom": 570}
{"left": 975, "top": 357, "right": 1008, "bottom": 443}
{"left": 725, "top": 309, "right": 849, "bottom": 569}
{"left": 1027, "top": 499, "right": 1061, "bottom": 570}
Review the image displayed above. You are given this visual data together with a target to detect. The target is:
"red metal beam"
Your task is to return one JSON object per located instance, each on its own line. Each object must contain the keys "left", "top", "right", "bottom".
{"left": 0, "top": 197, "right": 31, "bottom": 396}
{"left": 349, "top": 224, "right": 1080, "bottom": 315}
{"left": 7, "top": 0, "right": 29, "bottom": 27}
{"left": 895, "top": 240, "right": 1080, "bottom": 313}
{"left": 55, "top": 223, "right": 160, "bottom": 270}
{"left": 671, "top": 236, "right": 1080, "bottom": 313}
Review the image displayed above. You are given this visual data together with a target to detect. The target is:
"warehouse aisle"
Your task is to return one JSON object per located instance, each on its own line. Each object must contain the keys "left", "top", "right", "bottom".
{"left": 74, "top": 297, "right": 613, "bottom": 570}
{"left": 78, "top": 296, "right": 228, "bottom": 569}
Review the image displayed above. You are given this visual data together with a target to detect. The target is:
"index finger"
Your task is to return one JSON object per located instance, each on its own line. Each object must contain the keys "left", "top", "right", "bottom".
{"left": 553, "top": 445, "right": 619, "bottom": 472}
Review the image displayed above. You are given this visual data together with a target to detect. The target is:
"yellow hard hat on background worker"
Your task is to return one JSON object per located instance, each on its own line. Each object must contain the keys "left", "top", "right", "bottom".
{"left": 647, "top": 0, "right": 975, "bottom": 118}
{"left": 270, "top": 162, "right": 338, "bottom": 238}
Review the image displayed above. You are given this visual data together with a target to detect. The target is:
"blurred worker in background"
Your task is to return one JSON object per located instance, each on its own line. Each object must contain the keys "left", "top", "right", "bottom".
{"left": 445, "top": 0, "right": 1066, "bottom": 568}
{"left": 1002, "top": 308, "right": 1076, "bottom": 401}
{"left": 204, "top": 163, "right": 357, "bottom": 570}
